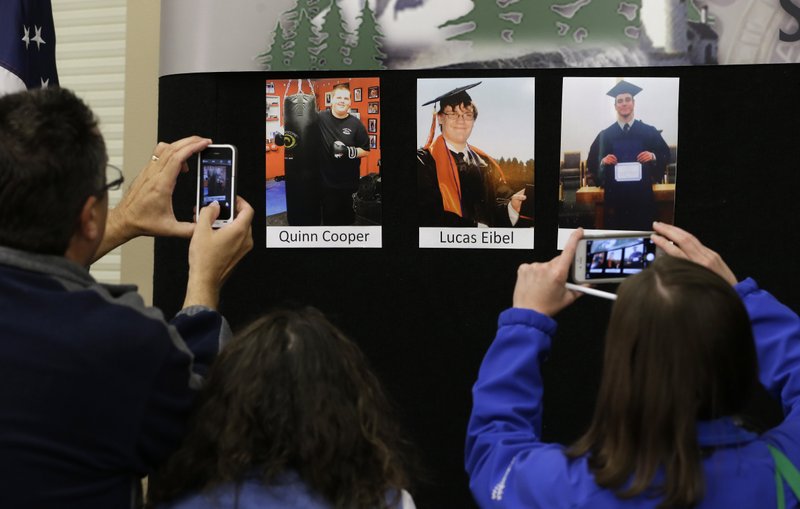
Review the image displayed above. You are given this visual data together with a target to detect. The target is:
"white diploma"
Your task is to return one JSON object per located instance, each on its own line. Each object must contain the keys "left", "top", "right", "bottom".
{"left": 614, "top": 162, "right": 642, "bottom": 182}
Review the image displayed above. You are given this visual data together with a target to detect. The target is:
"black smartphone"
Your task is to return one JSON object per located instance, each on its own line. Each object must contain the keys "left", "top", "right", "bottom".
{"left": 572, "top": 232, "right": 662, "bottom": 284}
{"left": 196, "top": 144, "right": 237, "bottom": 227}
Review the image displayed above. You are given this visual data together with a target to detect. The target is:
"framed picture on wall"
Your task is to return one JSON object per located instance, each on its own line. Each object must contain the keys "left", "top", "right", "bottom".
{"left": 368, "top": 102, "right": 379, "bottom": 114}
{"left": 369, "top": 134, "right": 377, "bottom": 149}
{"left": 325, "top": 91, "right": 332, "bottom": 106}
{"left": 353, "top": 88, "right": 362, "bottom": 102}
{"left": 266, "top": 82, "right": 275, "bottom": 94}
{"left": 368, "top": 86, "right": 379, "bottom": 99}
{"left": 368, "top": 118, "right": 377, "bottom": 133}
{"left": 350, "top": 108, "right": 360, "bottom": 119}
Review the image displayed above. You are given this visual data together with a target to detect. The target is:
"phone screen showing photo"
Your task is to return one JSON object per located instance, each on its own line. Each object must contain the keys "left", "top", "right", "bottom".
{"left": 200, "top": 155, "right": 233, "bottom": 219}
{"left": 584, "top": 236, "right": 658, "bottom": 280}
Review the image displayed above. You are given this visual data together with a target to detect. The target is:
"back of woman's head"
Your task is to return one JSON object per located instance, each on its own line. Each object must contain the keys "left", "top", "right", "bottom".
{"left": 569, "top": 255, "right": 757, "bottom": 507}
{"left": 148, "top": 307, "right": 409, "bottom": 509}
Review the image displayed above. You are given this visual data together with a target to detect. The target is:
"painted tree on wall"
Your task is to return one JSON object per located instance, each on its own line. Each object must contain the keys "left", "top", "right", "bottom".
{"left": 316, "top": 0, "right": 353, "bottom": 69}
{"left": 439, "top": 2, "right": 516, "bottom": 44}
{"left": 264, "top": 0, "right": 388, "bottom": 71}
{"left": 350, "top": 1, "right": 386, "bottom": 69}
{"left": 292, "top": 9, "right": 318, "bottom": 70}
{"left": 517, "top": 1, "right": 637, "bottom": 45}
{"left": 308, "top": 11, "right": 329, "bottom": 70}
{"left": 264, "top": 16, "right": 294, "bottom": 71}
{"left": 440, "top": 1, "right": 644, "bottom": 48}
{"left": 262, "top": 1, "right": 312, "bottom": 70}
{"left": 304, "top": 0, "right": 322, "bottom": 17}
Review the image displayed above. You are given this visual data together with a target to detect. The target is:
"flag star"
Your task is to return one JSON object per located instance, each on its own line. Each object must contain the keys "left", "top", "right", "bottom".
{"left": 32, "top": 26, "right": 46, "bottom": 50}
{"left": 21, "top": 25, "right": 30, "bottom": 49}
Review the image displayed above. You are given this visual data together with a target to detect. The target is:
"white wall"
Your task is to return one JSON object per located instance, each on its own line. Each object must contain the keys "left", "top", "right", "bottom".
{"left": 121, "top": 0, "right": 161, "bottom": 305}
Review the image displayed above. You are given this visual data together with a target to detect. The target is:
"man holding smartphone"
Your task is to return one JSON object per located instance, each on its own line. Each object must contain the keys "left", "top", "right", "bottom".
{"left": 586, "top": 80, "right": 670, "bottom": 231}
{"left": 0, "top": 88, "right": 254, "bottom": 509}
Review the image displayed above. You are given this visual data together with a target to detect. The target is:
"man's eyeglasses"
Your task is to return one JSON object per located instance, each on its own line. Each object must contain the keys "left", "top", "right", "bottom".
{"left": 99, "top": 164, "right": 124, "bottom": 194}
{"left": 442, "top": 112, "right": 475, "bottom": 122}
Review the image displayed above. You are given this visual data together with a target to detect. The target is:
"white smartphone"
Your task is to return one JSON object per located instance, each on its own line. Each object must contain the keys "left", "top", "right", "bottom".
{"left": 197, "top": 144, "right": 237, "bottom": 228}
{"left": 572, "top": 232, "right": 662, "bottom": 284}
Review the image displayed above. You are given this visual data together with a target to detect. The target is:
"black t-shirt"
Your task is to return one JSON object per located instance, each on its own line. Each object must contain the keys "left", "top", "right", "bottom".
{"left": 317, "top": 110, "right": 370, "bottom": 190}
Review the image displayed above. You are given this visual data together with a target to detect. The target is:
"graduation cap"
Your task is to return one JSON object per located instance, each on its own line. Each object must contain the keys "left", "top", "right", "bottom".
{"left": 421, "top": 81, "right": 481, "bottom": 149}
{"left": 421, "top": 81, "right": 481, "bottom": 110}
{"left": 606, "top": 80, "right": 642, "bottom": 98}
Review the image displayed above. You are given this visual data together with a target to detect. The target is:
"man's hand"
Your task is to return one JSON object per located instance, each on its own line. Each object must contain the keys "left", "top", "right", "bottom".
{"left": 636, "top": 151, "right": 656, "bottom": 163}
{"left": 97, "top": 136, "right": 212, "bottom": 260}
{"left": 183, "top": 196, "right": 255, "bottom": 310}
{"left": 601, "top": 154, "right": 618, "bottom": 166}
{"left": 513, "top": 228, "right": 583, "bottom": 316}
{"left": 509, "top": 188, "right": 526, "bottom": 213}
{"left": 332, "top": 140, "right": 359, "bottom": 159}
{"left": 651, "top": 222, "right": 737, "bottom": 286}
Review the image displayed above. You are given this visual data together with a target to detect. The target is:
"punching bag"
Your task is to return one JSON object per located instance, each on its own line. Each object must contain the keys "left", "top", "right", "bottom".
{"left": 282, "top": 81, "right": 321, "bottom": 226}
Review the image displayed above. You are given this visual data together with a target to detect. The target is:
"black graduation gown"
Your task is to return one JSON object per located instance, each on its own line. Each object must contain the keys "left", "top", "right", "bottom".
{"left": 417, "top": 147, "right": 512, "bottom": 228}
{"left": 587, "top": 120, "right": 670, "bottom": 230}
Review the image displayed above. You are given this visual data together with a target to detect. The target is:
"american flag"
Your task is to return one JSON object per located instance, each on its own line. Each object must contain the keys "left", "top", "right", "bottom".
{"left": 0, "top": 0, "right": 59, "bottom": 95}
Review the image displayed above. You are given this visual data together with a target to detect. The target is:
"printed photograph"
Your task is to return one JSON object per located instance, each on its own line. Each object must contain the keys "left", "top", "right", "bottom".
{"left": 266, "top": 77, "right": 382, "bottom": 227}
{"left": 559, "top": 77, "right": 679, "bottom": 235}
{"left": 416, "top": 77, "right": 535, "bottom": 229}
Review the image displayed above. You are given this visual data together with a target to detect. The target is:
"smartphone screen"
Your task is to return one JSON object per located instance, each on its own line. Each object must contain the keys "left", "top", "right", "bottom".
{"left": 583, "top": 236, "right": 658, "bottom": 281}
{"left": 197, "top": 145, "right": 236, "bottom": 224}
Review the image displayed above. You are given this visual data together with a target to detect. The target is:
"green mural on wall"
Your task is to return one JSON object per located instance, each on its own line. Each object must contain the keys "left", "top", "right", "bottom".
{"left": 263, "top": 0, "right": 387, "bottom": 71}
{"left": 260, "top": 0, "right": 725, "bottom": 70}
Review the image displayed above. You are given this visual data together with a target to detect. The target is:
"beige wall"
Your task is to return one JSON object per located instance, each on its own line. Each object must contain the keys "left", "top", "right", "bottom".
{"left": 122, "top": 0, "right": 161, "bottom": 305}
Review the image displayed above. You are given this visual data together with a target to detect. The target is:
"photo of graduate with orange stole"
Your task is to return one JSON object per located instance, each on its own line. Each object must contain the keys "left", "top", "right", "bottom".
{"left": 416, "top": 79, "right": 534, "bottom": 231}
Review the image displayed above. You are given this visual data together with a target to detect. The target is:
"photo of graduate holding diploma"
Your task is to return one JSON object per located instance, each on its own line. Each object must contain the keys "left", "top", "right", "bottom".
{"left": 586, "top": 79, "right": 672, "bottom": 231}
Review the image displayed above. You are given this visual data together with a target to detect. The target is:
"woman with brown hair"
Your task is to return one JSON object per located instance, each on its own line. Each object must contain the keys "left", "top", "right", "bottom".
{"left": 467, "top": 223, "right": 800, "bottom": 508}
{"left": 147, "top": 307, "right": 415, "bottom": 509}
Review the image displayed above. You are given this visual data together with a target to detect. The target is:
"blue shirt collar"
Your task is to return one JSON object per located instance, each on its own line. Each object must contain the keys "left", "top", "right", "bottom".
{"left": 696, "top": 416, "right": 758, "bottom": 448}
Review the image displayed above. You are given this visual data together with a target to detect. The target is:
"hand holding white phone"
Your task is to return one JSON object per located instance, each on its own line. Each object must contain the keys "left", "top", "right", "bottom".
{"left": 197, "top": 144, "right": 237, "bottom": 228}
{"left": 572, "top": 232, "right": 662, "bottom": 284}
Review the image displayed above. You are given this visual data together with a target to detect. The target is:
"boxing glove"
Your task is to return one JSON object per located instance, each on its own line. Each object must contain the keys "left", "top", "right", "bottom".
{"left": 332, "top": 141, "right": 358, "bottom": 159}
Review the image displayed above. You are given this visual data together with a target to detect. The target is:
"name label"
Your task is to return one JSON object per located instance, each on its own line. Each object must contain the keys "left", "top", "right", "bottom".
{"left": 267, "top": 226, "right": 382, "bottom": 248}
{"left": 419, "top": 227, "right": 534, "bottom": 250}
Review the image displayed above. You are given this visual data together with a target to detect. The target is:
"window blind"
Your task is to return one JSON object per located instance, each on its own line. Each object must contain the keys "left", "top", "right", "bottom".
{"left": 51, "top": 0, "right": 127, "bottom": 284}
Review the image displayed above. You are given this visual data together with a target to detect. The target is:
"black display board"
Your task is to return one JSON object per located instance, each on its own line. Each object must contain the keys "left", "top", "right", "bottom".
{"left": 156, "top": 65, "right": 800, "bottom": 508}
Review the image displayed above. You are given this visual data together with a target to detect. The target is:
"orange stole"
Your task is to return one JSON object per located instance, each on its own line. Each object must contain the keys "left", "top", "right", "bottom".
{"left": 428, "top": 135, "right": 506, "bottom": 218}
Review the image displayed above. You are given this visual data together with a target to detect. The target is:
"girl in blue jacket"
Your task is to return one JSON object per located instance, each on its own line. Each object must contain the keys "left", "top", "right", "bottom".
{"left": 466, "top": 223, "right": 800, "bottom": 508}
